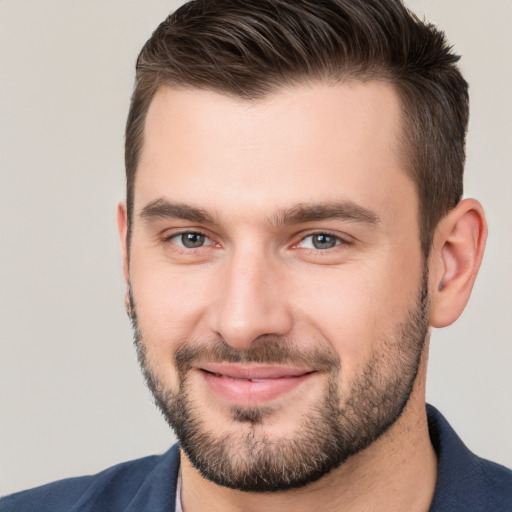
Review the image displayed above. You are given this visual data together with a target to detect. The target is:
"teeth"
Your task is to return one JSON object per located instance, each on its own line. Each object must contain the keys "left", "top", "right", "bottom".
{"left": 214, "top": 374, "right": 279, "bottom": 382}
{"left": 219, "top": 375, "right": 269, "bottom": 382}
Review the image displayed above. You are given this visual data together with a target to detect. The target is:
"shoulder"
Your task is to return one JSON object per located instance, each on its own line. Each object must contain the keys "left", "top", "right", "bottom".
{"left": 427, "top": 405, "right": 512, "bottom": 511}
{"left": 0, "top": 444, "right": 180, "bottom": 512}
{"left": 474, "top": 456, "right": 512, "bottom": 508}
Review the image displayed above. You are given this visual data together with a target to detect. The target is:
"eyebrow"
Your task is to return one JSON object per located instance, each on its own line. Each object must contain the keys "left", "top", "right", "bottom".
{"left": 139, "top": 198, "right": 380, "bottom": 227}
{"left": 273, "top": 201, "right": 380, "bottom": 226}
{"left": 140, "top": 198, "right": 214, "bottom": 224}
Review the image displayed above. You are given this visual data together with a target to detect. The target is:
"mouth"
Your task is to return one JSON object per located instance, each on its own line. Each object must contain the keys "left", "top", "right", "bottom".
{"left": 196, "top": 363, "right": 317, "bottom": 406}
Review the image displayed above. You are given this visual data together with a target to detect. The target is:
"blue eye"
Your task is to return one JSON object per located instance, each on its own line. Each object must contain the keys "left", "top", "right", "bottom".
{"left": 172, "top": 232, "right": 208, "bottom": 248}
{"left": 299, "top": 233, "right": 341, "bottom": 250}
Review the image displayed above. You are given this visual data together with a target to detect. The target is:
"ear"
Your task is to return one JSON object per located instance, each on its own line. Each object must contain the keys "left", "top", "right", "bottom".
{"left": 117, "top": 201, "right": 130, "bottom": 283}
{"left": 429, "top": 199, "right": 487, "bottom": 328}
{"left": 117, "top": 201, "right": 132, "bottom": 316}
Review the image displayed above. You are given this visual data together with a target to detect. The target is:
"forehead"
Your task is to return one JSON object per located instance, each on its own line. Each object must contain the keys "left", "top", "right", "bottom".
{"left": 135, "top": 81, "right": 414, "bottom": 224}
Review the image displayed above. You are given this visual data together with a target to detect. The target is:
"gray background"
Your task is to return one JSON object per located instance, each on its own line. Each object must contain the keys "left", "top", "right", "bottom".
{"left": 1, "top": 0, "right": 511, "bottom": 495}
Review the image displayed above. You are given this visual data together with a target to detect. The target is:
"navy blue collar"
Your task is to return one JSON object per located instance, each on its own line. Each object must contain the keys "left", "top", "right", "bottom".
{"left": 427, "top": 404, "right": 512, "bottom": 511}
{"left": 131, "top": 405, "right": 512, "bottom": 511}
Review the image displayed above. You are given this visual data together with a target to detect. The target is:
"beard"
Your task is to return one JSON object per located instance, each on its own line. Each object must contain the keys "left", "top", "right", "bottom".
{"left": 129, "top": 269, "right": 430, "bottom": 493}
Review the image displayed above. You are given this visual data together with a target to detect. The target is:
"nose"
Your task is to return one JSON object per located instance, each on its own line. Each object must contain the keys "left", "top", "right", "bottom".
{"left": 208, "top": 248, "right": 293, "bottom": 350}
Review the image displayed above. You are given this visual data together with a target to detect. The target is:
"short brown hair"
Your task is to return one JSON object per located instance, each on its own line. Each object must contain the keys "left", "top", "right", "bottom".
{"left": 125, "top": 0, "right": 468, "bottom": 256}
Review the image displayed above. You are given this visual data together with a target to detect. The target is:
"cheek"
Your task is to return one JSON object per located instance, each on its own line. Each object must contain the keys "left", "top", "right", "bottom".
{"left": 292, "top": 255, "right": 421, "bottom": 377}
{"left": 129, "top": 258, "right": 214, "bottom": 385}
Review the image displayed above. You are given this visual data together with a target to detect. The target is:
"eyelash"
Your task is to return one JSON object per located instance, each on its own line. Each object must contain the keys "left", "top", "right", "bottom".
{"left": 163, "top": 230, "right": 350, "bottom": 252}
{"left": 294, "top": 231, "right": 350, "bottom": 251}
{"left": 163, "top": 231, "right": 216, "bottom": 250}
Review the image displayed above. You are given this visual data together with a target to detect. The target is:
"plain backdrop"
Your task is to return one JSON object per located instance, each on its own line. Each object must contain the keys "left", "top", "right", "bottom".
{"left": 1, "top": 0, "right": 511, "bottom": 496}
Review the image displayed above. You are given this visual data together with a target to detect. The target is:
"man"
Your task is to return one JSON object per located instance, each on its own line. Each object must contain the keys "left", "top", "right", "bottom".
{"left": 2, "top": 0, "right": 511, "bottom": 510}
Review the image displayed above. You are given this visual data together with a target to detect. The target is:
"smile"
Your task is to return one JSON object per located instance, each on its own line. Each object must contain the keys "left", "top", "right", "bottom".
{"left": 196, "top": 364, "right": 316, "bottom": 406}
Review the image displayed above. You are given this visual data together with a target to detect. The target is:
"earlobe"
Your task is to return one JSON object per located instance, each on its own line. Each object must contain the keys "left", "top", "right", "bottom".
{"left": 429, "top": 199, "right": 487, "bottom": 328}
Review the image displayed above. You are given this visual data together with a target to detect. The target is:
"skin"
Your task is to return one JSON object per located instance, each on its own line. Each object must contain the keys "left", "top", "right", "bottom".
{"left": 118, "top": 81, "right": 487, "bottom": 512}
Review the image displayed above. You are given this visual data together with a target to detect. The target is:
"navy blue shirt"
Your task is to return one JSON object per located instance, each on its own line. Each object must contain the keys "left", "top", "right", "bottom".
{"left": 2, "top": 405, "right": 511, "bottom": 511}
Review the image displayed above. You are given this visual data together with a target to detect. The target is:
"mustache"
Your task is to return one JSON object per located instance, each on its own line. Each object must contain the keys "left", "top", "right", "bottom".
{"left": 173, "top": 337, "right": 340, "bottom": 375}
{"left": 128, "top": 285, "right": 339, "bottom": 375}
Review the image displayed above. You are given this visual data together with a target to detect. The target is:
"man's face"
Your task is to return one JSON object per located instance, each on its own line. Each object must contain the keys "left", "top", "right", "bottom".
{"left": 124, "top": 82, "right": 429, "bottom": 491}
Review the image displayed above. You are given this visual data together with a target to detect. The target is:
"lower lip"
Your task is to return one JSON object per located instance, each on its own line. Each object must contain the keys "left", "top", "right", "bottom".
{"left": 199, "top": 370, "right": 315, "bottom": 406}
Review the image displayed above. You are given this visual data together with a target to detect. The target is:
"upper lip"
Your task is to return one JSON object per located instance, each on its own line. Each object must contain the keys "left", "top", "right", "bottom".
{"left": 198, "top": 363, "right": 314, "bottom": 380}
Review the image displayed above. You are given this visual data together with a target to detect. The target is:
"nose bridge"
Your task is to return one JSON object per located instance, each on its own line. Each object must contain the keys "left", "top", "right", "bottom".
{"left": 213, "top": 243, "right": 292, "bottom": 349}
